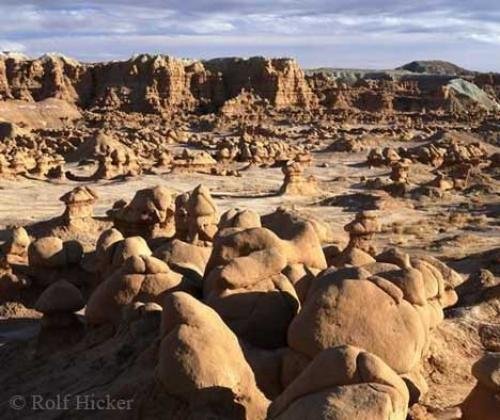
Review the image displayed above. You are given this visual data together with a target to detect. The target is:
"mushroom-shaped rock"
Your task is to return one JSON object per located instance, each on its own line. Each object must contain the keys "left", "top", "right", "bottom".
{"left": 157, "top": 292, "right": 269, "bottom": 419}
{"left": 34, "top": 279, "right": 85, "bottom": 355}
{"left": 344, "top": 210, "right": 381, "bottom": 255}
{"left": 390, "top": 160, "right": 410, "bottom": 183}
{"left": 35, "top": 279, "right": 84, "bottom": 314}
{"left": 279, "top": 161, "right": 319, "bottom": 196}
{"left": 60, "top": 186, "right": 98, "bottom": 226}
{"left": 269, "top": 345, "right": 409, "bottom": 420}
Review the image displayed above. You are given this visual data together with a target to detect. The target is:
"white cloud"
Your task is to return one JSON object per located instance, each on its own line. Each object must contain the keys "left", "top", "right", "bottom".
{"left": 0, "top": 40, "right": 27, "bottom": 52}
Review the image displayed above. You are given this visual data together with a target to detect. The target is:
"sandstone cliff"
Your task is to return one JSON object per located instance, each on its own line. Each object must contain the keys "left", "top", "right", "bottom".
{"left": 0, "top": 53, "right": 315, "bottom": 114}
{"left": 0, "top": 53, "right": 498, "bottom": 118}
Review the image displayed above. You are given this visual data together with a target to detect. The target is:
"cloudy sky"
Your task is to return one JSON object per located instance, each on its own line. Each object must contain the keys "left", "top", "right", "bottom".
{"left": 0, "top": 0, "right": 499, "bottom": 71}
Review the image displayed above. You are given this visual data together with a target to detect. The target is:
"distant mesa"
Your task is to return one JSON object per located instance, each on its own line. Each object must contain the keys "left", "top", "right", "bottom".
{"left": 396, "top": 60, "right": 473, "bottom": 76}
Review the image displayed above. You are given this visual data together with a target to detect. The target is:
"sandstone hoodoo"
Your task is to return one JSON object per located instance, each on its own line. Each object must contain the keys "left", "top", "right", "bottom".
{"left": 342, "top": 210, "right": 381, "bottom": 256}
{"left": 60, "top": 186, "right": 98, "bottom": 227}
{"left": 34, "top": 279, "right": 85, "bottom": 355}
{"left": 279, "top": 160, "right": 319, "bottom": 196}
{"left": 184, "top": 184, "right": 219, "bottom": 245}
{"left": 0, "top": 49, "right": 498, "bottom": 420}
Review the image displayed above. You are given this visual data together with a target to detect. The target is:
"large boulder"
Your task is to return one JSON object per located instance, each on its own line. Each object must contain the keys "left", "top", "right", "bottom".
{"left": 91, "top": 234, "right": 151, "bottom": 279}
{"left": 219, "top": 208, "right": 261, "bottom": 231}
{"left": 206, "top": 225, "right": 326, "bottom": 277}
{"left": 28, "top": 237, "right": 84, "bottom": 285}
{"left": 157, "top": 292, "right": 269, "bottom": 419}
{"left": 111, "top": 186, "right": 175, "bottom": 239}
{"left": 261, "top": 210, "right": 327, "bottom": 269}
{"left": 202, "top": 220, "right": 325, "bottom": 348}
{"left": 2, "top": 226, "right": 30, "bottom": 259}
{"left": 205, "top": 248, "right": 300, "bottom": 349}
{"left": 154, "top": 238, "right": 212, "bottom": 279}
{"left": 262, "top": 207, "right": 334, "bottom": 244}
{"left": 85, "top": 255, "right": 196, "bottom": 325}
{"left": 268, "top": 345, "right": 409, "bottom": 420}
{"left": 287, "top": 277, "right": 427, "bottom": 374}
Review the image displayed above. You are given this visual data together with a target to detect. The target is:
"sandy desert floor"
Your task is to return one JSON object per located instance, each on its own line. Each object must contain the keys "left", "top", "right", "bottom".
{"left": 1, "top": 141, "right": 498, "bottom": 259}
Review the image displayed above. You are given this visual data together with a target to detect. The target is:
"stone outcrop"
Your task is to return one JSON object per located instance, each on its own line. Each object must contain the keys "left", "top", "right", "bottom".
{"left": 204, "top": 57, "right": 317, "bottom": 109}
{"left": 287, "top": 275, "right": 428, "bottom": 374}
{"left": 204, "top": 246, "right": 300, "bottom": 349}
{"left": 308, "top": 69, "right": 500, "bottom": 114}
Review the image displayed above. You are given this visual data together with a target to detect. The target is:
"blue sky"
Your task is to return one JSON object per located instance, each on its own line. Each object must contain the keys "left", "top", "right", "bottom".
{"left": 0, "top": 0, "right": 499, "bottom": 71}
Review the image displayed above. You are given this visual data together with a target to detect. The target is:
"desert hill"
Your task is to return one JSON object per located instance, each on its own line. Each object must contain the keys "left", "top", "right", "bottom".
{"left": 396, "top": 60, "right": 473, "bottom": 76}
